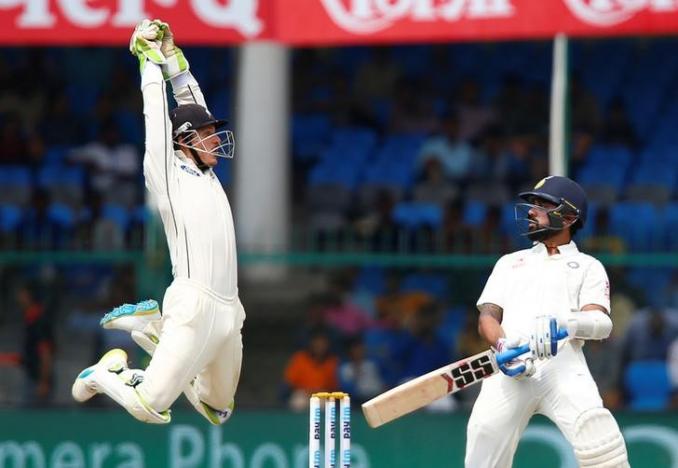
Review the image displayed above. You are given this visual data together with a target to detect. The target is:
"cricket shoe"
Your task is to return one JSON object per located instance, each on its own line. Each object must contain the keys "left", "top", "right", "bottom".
{"left": 101, "top": 300, "right": 162, "bottom": 355}
{"left": 72, "top": 349, "right": 128, "bottom": 403}
{"left": 100, "top": 300, "right": 161, "bottom": 332}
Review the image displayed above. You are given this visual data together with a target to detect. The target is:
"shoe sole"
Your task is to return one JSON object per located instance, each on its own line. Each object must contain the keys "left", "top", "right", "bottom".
{"left": 72, "top": 349, "right": 129, "bottom": 402}
{"left": 100, "top": 300, "right": 159, "bottom": 327}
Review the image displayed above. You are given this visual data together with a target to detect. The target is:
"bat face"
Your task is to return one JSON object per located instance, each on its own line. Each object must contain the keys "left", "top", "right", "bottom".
{"left": 439, "top": 351, "right": 498, "bottom": 393}
{"left": 362, "top": 350, "right": 499, "bottom": 428}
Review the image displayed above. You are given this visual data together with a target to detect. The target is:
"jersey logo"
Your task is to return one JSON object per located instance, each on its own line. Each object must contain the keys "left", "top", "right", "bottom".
{"left": 567, "top": 261, "right": 580, "bottom": 269}
{"left": 180, "top": 164, "right": 201, "bottom": 177}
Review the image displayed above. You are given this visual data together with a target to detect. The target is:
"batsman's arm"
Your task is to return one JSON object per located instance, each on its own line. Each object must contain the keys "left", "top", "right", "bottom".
{"left": 141, "top": 62, "right": 174, "bottom": 194}
{"left": 478, "top": 302, "right": 504, "bottom": 346}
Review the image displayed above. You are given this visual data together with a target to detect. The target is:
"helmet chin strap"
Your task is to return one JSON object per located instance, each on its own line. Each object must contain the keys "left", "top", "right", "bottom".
{"left": 189, "top": 148, "right": 209, "bottom": 171}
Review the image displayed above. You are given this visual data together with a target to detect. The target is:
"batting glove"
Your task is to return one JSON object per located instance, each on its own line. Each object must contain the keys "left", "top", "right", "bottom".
{"left": 129, "top": 19, "right": 166, "bottom": 73}
{"left": 529, "top": 315, "right": 558, "bottom": 360}
{"left": 152, "top": 19, "right": 190, "bottom": 80}
{"left": 495, "top": 336, "right": 535, "bottom": 380}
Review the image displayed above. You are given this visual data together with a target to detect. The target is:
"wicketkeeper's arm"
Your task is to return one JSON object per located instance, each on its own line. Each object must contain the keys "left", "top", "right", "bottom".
{"left": 153, "top": 20, "right": 211, "bottom": 111}
{"left": 141, "top": 62, "right": 174, "bottom": 195}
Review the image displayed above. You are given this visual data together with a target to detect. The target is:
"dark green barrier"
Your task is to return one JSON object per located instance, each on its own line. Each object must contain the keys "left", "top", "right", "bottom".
{"left": 1, "top": 410, "right": 676, "bottom": 467}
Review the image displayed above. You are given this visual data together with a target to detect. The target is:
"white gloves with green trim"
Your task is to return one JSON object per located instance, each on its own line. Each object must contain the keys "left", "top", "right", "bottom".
{"left": 129, "top": 19, "right": 189, "bottom": 80}
{"left": 129, "top": 19, "right": 165, "bottom": 73}
{"left": 152, "top": 20, "right": 190, "bottom": 80}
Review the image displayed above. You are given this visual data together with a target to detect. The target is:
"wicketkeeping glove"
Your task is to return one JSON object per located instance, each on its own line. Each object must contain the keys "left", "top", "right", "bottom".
{"left": 529, "top": 315, "right": 558, "bottom": 360}
{"left": 152, "top": 19, "right": 189, "bottom": 80}
{"left": 129, "top": 19, "right": 166, "bottom": 73}
{"left": 495, "top": 336, "right": 535, "bottom": 380}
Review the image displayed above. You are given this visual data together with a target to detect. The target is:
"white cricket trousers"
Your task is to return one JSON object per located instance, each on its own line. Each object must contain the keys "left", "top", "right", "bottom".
{"left": 465, "top": 344, "right": 603, "bottom": 468}
{"left": 137, "top": 278, "right": 246, "bottom": 413}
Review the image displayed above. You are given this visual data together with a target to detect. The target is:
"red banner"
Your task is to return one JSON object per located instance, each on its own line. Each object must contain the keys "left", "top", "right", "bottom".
{"left": 0, "top": 0, "right": 273, "bottom": 45}
{"left": 278, "top": 0, "right": 678, "bottom": 45}
{"left": 0, "top": 0, "right": 677, "bottom": 45}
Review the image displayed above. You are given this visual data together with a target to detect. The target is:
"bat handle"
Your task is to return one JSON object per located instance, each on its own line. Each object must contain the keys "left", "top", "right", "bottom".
{"left": 495, "top": 328, "right": 569, "bottom": 366}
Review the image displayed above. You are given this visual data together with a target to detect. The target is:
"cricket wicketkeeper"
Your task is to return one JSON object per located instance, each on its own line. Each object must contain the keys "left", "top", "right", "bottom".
{"left": 72, "top": 19, "right": 245, "bottom": 425}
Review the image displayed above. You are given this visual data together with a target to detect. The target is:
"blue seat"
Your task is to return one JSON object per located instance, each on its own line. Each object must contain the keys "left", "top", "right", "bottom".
{"left": 292, "top": 114, "right": 331, "bottom": 161}
{"left": 354, "top": 266, "right": 385, "bottom": 295}
{"left": 464, "top": 200, "right": 488, "bottom": 227}
{"left": 585, "top": 145, "right": 633, "bottom": 170}
{"left": 48, "top": 203, "right": 76, "bottom": 228}
{"left": 630, "top": 162, "right": 677, "bottom": 188}
{"left": 0, "top": 204, "right": 22, "bottom": 232}
{"left": 393, "top": 202, "right": 442, "bottom": 230}
{"left": 577, "top": 163, "right": 626, "bottom": 191}
{"left": 114, "top": 110, "right": 143, "bottom": 146}
{"left": 401, "top": 273, "right": 446, "bottom": 299}
{"left": 609, "top": 202, "right": 662, "bottom": 251}
{"left": 331, "top": 127, "right": 378, "bottom": 151}
{"left": 664, "top": 203, "right": 678, "bottom": 250}
{"left": 624, "top": 360, "right": 671, "bottom": 410}
{"left": 102, "top": 204, "right": 130, "bottom": 231}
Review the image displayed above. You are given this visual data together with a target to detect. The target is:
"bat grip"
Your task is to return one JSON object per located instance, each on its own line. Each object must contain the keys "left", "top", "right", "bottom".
{"left": 495, "top": 328, "right": 569, "bottom": 366}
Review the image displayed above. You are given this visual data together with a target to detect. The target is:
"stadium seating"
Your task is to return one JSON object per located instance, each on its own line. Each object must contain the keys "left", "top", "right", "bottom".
{"left": 624, "top": 360, "right": 671, "bottom": 410}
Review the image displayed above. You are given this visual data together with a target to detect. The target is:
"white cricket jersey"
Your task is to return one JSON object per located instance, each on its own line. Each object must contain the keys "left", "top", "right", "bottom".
{"left": 140, "top": 64, "right": 238, "bottom": 299}
{"left": 477, "top": 241, "right": 610, "bottom": 343}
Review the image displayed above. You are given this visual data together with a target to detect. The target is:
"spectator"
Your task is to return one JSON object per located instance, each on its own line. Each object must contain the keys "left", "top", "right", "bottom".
{"left": 620, "top": 308, "right": 678, "bottom": 371}
{"left": 442, "top": 199, "right": 472, "bottom": 253}
{"left": 68, "top": 120, "right": 140, "bottom": 196}
{"left": 455, "top": 79, "right": 496, "bottom": 141}
{"left": 353, "top": 48, "right": 401, "bottom": 101}
{"left": 375, "top": 271, "right": 433, "bottom": 328}
{"left": 417, "top": 112, "right": 474, "bottom": 181}
{"left": 602, "top": 97, "right": 636, "bottom": 147}
{"left": 570, "top": 75, "right": 602, "bottom": 135}
{"left": 583, "top": 208, "right": 627, "bottom": 254}
{"left": 18, "top": 189, "right": 68, "bottom": 249}
{"left": 413, "top": 158, "right": 459, "bottom": 206}
{"left": 338, "top": 336, "right": 385, "bottom": 405}
{"left": 322, "top": 273, "right": 374, "bottom": 338}
{"left": 354, "top": 189, "right": 399, "bottom": 252}
{"left": 583, "top": 339, "right": 624, "bottom": 410}
{"left": 283, "top": 329, "right": 339, "bottom": 411}
{"left": 669, "top": 337, "right": 678, "bottom": 408}
{"left": 0, "top": 113, "right": 26, "bottom": 164}
{"left": 75, "top": 191, "right": 125, "bottom": 250}
{"left": 471, "top": 205, "right": 510, "bottom": 254}
{"left": 390, "top": 77, "right": 438, "bottom": 134}
{"left": 40, "top": 90, "right": 83, "bottom": 146}
{"left": 17, "top": 281, "right": 55, "bottom": 405}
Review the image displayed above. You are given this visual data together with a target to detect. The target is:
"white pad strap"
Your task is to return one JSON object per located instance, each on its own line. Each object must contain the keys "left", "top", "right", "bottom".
{"left": 132, "top": 325, "right": 232, "bottom": 425}
{"left": 96, "top": 368, "right": 170, "bottom": 424}
{"left": 573, "top": 408, "right": 629, "bottom": 467}
{"left": 567, "top": 310, "right": 613, "bottom": 340}
{"left": 183, "top": 381, "right": 234, "bottom": 425}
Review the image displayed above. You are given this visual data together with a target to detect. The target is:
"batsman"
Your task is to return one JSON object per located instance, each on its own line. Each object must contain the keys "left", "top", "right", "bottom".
{"left": 72, "top": 19, "right": 245, "bottom": 425}
{"left": 466, "top": 176, "right": 628, "bottom": 467}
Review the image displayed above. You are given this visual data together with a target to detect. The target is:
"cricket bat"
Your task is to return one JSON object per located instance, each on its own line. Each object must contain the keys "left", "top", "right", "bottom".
{"left": 362, "top": 328, "right": 569, "bottom": 428}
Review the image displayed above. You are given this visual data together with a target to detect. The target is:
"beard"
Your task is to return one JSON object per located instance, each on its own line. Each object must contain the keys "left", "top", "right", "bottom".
{"left": 526, "top": 218, "right": 553, "bottom": 242}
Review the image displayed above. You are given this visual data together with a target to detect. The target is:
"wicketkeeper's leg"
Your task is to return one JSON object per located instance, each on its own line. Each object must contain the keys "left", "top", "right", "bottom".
{"left": 102, "top": 298, "right": 234, "bottom": 424}
{"left": 72, "top": 349, "right": 170, "bottom": 424}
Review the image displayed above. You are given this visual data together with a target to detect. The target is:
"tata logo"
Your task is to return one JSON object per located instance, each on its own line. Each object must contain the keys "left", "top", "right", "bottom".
{"left": 321, "top": 0, "right": 515, "bottom": 34}
{"left": 564, "top": 0, "right": 678, "bottom": 27}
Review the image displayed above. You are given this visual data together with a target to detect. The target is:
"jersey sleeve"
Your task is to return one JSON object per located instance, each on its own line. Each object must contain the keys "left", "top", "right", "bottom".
{"left": 170, "top": 71, "right": 209, "bottom": 110}
{"left": 476, "top": 256, "right": 509, "bottom": 309}
{"left": 579, "top": 259, "right": 611, "bottom": 313}
{"left": 141, "top": 63, "right": 174, "bottom": 196}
